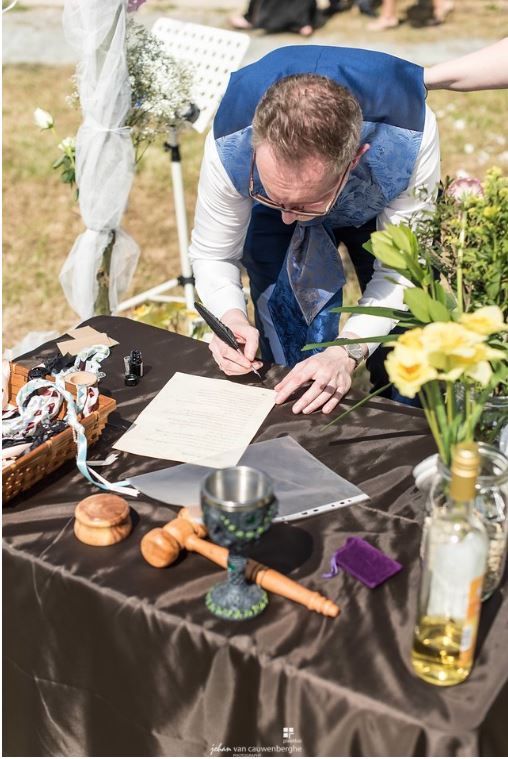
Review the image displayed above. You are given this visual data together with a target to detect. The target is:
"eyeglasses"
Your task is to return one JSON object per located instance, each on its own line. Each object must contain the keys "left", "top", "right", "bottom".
{"left": 248, "top": 151, "right": 350, "bottom": 219}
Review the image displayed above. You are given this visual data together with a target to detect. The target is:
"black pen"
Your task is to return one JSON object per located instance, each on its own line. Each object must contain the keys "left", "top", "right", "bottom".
{"left": 194, "top": 301, "right": 262, "bottom": 380}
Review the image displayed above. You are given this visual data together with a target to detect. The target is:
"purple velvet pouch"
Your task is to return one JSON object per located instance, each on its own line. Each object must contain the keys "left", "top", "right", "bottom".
{"left": 323, "top": 537, "right": 402, "bottom": 588}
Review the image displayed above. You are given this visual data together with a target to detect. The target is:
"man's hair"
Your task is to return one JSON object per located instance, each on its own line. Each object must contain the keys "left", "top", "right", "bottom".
{"left": 252, "top": 74, "right": 363, "bottom": 170}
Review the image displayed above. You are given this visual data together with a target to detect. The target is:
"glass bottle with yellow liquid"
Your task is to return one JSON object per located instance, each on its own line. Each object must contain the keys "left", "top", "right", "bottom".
{"left": 411, "top": 443, "right": 489, "bottom": 686}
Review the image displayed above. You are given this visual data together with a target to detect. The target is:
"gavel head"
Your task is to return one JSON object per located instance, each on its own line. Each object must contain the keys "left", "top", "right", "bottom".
{"left": 179, "top": 506, "right": 206, "bottom": 535}
{"left": 140, "top": 511, "right": 207, "bottom": 568}
{"left": 140, "top": 528, "right": 181, "bottom": 568}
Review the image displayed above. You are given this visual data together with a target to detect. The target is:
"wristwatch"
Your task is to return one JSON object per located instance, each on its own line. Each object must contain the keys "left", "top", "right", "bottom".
{"left": 343, "top": 343, "right": 365, "bottom": 369}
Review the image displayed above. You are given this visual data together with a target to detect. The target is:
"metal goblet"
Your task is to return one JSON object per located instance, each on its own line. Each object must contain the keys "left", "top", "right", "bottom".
{"left": 201, "top": 466, "right": 278, "bottom": 621}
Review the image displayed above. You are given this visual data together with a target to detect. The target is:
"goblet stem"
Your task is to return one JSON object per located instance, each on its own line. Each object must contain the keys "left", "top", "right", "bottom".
{"left": 227, "top": 553, "right": 247, "bottom": 586}
{"left": 206, "top": 550, "right": 268, "bottom": 620}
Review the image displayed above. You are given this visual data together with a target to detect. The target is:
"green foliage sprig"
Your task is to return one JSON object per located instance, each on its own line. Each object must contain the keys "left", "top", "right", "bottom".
{"left": 304, "top": 170, "right": 508, "bottom": 455}
{"left": 418, "top": 168, "right": 508, "bottom": 319}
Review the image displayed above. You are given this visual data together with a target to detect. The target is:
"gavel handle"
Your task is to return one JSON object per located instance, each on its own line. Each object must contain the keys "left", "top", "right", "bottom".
{"left": 184, "top": 534, "right": 339, "bottom": 618}
{"left": 185, "top": 533, "right": 228, "bottom": 569}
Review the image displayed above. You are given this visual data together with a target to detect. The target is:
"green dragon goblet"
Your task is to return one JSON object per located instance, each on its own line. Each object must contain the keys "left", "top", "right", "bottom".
{"left": 201, "top": 466, "right": 278, "bottom": 620}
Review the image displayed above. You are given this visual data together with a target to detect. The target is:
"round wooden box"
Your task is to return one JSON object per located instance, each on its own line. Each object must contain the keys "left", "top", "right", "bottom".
{"left": 74, "top": 494, "right": 132, "bottom": 546}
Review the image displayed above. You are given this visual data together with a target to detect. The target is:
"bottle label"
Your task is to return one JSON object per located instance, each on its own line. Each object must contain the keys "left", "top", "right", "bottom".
{"left": 428, "top": 539, "right": 483, "bottom": 619}
{"left": 458, "top": 575, "right": 483, "bottom": 667}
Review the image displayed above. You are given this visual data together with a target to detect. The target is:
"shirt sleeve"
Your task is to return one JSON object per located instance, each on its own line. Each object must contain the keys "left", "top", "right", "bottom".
{"left": 345, "top": 105, "right": 440, "bottom": 353}
{"left": 188, "top": 131, "right": 253, "bottom": 318}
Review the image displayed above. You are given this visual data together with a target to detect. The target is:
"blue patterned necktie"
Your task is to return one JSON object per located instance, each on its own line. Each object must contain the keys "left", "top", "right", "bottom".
{"left": 267, "top": 220, "right": 346, "bottom": 367}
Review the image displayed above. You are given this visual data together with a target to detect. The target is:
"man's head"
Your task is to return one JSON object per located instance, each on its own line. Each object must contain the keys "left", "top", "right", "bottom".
{"left": 251, "top": 74, "right": 368, "bottom": 223}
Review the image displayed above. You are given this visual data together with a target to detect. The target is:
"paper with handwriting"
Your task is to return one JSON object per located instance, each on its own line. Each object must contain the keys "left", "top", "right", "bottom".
{"left": 113, "top": 372, "right": 276, "bottom": 467}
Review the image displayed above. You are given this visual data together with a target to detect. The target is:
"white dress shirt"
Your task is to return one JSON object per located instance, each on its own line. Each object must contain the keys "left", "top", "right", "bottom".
{"left": 189, "top": 105, "right": 440, "bottom": 356}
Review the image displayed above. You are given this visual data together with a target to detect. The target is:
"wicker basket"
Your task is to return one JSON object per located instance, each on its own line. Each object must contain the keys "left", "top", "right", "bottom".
{"left": 2, "top": 363, "right": 117, "bottom": 503}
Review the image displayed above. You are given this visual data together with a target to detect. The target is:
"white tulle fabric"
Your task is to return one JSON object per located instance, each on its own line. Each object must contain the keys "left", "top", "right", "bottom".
{"left": 60, "top": 0, "right": 139, "bottom": 318}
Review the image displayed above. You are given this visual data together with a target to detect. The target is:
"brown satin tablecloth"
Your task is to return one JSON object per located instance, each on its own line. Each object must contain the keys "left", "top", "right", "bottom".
{"left": 3, "top": 316, "right": 508, "bottom": 757}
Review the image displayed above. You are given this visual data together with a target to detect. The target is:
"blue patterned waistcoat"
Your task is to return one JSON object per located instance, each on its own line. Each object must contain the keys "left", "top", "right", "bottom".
{"left": 213, "top": 46, "right": 427, "bottom": 366}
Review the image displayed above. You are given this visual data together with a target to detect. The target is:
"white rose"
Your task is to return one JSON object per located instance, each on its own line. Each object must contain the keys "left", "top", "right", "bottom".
{"left": 58, "top": 136, "right": 76, "bottom": 152}
{"left": 34, "top": 108, "right": 54, "bottom": 130}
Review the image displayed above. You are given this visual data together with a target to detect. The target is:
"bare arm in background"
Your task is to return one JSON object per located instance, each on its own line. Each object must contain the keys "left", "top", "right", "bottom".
{"left": 424, "top": 37, "right": 508, "bottom": 91}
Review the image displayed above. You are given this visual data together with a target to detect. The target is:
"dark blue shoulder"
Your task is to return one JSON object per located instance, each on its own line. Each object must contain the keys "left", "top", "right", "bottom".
{"left": 213, "top": 46, "right": 425, "bottom": 139}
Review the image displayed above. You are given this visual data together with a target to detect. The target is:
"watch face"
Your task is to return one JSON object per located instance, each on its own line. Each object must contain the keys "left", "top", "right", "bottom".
{"left": 347, "top": 344, "right": 364, "bottom": 363}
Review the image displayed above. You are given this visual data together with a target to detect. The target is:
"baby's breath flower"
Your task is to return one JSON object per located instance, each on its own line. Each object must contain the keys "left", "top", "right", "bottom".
{"left": 125, "top": 19, "right": 194, "bottom": 158}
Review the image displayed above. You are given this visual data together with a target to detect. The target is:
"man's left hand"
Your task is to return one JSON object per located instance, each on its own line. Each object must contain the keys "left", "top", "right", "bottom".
{"left": 274, "top": 346, "right": 357, "bottom": 415}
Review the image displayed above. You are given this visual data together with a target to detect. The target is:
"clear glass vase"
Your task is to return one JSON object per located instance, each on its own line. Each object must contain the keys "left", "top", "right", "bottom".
{"left": 426, "top": 443, "right": 508, "bottom": 601}
{"left": 454, "top": 385, "right": 508, "bottom": 455}
{"left": 477, "top": 395, "right": 508, "bottom": 455}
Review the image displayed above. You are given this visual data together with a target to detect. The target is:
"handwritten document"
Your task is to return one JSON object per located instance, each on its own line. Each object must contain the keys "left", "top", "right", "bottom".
{"left": 113, "top": 372, "right": 277, "bottom": 467}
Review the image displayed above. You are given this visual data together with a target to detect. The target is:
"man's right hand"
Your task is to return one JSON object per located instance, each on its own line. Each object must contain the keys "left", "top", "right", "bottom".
{"left": 208, "top": 308, "right": 263, "bottom": 376}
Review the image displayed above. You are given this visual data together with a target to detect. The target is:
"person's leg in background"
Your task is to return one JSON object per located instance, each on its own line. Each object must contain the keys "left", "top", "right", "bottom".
{"left": 367, "top": 0, "right": 399, "bottom": 28}
{"left": 230, "top": 0, "right": 257, "bottom": 29}
{"left": 432, "top": 0, "right": 455, "bottom": 23}
{"left": 231, "top": 0, "right": 317, "bottom": 35}
{"left": 325, "top": 0, "right": 378, "bottom": 16}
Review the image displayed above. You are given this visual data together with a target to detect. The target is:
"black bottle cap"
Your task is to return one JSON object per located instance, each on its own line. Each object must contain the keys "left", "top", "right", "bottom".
{"left": 124, "top": 373, "right": 139, "bottom": 387}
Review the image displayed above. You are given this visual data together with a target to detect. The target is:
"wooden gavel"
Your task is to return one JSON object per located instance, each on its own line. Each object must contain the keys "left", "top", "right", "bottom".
{"left": 140, "top": 508, "right": 340, "bottom": 618}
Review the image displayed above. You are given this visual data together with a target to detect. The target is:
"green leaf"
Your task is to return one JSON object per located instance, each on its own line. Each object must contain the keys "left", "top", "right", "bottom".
{"left": 329, "top": 305, "right": 415, "bottom": 320}
{"left": 488, "top": 340, "right": 508, "bottom": 350}
{"left": 371, "top": 237, "right": 408, "bottom": 270}
{"left": 403, "top": 256, "right": 427, "bottom": 286}
{"left": 404, "top": 288, "right": 431, "bottom": 322}
{"left": 52, "top": 156, "right": 65, "bottom": 169}
{"left": 427, "top": 298, "right": 451, "bottom": 322}
{"left": 486, "top": 271, "right": 502, "bottom": 301}
{"left": 321, "top": 383, "right": 392, "bottom": 430}
{"left": 386, "top": 224, "right": 416, "bottom": 257}
{"left": 490, "top": 363, "right": 508, "bottom": 385}
{"left": 303, "top": 335, "right": 396, "bottom": 351}
{"left": 433, "top": 281, "right": 448, "bottom": 306}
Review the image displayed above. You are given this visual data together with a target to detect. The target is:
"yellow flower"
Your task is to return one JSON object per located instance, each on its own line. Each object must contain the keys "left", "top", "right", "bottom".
{"left": 433, "top": 340, "right": 504, "bottom": 386}
{"left": 462, "top": 361, "right": 492, "bottom": 386}
{"left": 421, "top": 322, "right": 483, "bottom": 369}
{"left": 395, "top": 327, "right": 426, "bottom": 351}
{"left": 385, "top": 346, "right": 437, "bottom": 398}
{"left": 459, "top": 306, "right": 508, "bottom": 336}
